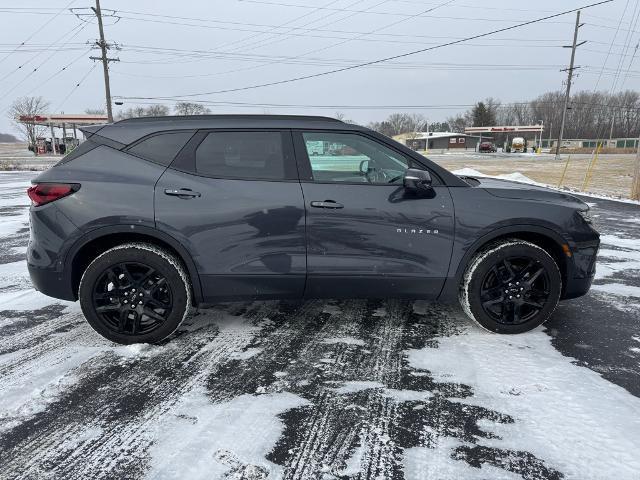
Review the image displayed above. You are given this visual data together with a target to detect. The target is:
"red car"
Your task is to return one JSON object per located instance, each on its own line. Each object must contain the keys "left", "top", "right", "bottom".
{"left": 478, "top": 141, "right": 497, "bottom": 152}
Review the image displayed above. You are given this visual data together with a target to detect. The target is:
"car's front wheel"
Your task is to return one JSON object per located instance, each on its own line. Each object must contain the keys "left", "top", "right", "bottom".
{"left": 79, "top": 243, "right": 192, "bottom": 344}
{"left": 459, "top": 239, "right": 562, "bottom": 333}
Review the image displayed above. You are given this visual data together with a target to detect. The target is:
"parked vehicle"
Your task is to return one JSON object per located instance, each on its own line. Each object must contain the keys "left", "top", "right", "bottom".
{"left": 27, "top": 115, "right": 599, "bottom": 344}
{"left": 478, "top": 141, "right": 497, "bottom": 153}
{"left": 511, "top": 137, "right": 525, "bottom": 153}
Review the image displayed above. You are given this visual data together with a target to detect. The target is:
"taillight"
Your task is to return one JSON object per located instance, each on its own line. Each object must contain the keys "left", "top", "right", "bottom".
{"left": 27, "top": 183, "right": 80, "bottom": 207}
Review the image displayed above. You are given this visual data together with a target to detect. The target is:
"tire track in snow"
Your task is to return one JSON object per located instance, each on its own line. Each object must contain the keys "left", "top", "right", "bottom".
{"left": 258, "top": 300, "right": 563, "bottom": 479}
{"left": 0, "top": 303, "right": 278, "bottom": 479}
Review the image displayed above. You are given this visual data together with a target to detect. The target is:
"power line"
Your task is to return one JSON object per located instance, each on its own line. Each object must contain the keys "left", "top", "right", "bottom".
{"left": 114, "top": 0, "right": 614, "bottom": 102}
{"left": 212, "top": 0, "right": 353, "bottom": 54}
{"left": 52, "top": 63, "right": 99, "bottom": 113}
{"left": 0, "top": 22, "right": 85, "bottom": 84}
{"left": 0, "top": 23, "right": 88, "bottom": 101}
{"left": 188, "top": 0, "right": 454, "bottom": 81}
{"left": 116, "top": 99, "right": 640, "bottom": 111}
{"left": 22, "top": 47, "right": 93, "bottom": 98}
{"left": 0, "top": 0, "right": 76, "bottom": 66}
{"left": 592, "top": 0, "right": 631, "bottom": 92}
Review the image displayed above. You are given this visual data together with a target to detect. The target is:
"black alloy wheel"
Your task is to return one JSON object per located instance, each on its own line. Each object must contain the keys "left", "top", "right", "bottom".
{"left": 479, "top": 256, "right": 550, "bottom": 325}
{"left": 79, "top": 243, "right": 191, "bottom": 344}
{"left": 460, "top": 240, "right": 562, "bottom": 334}
{"left": 92, "top": 262, "right": 173, "bottom": 335}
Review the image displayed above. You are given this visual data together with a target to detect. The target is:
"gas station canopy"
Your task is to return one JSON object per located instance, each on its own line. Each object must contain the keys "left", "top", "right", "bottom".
{"left": 17, "top": 114, "right": 109, "bottom": 127}
{"left": 465, "top": 125, "right": 544, "bottom": 134}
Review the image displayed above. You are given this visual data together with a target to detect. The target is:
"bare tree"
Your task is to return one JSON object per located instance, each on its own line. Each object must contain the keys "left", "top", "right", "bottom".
{"left": 384, "top": 114, "right": 403, "bottom": 135}
{"left": 85, "top": 107, "right": 106, "bottom": 115}
{"left": 334, "top": 111, "right": 356, "bottom": 124}
{"left": 174, "top": 102, "right": 211, "bottom": 116}
{"left": 145, "top": 104, "right": 170, "bottom": 116}
{"left": 407, "top": 113, "right": 428, "bottom": 137}
{"left": 8, "top": 96, "right": 50, "bottom": 154}
{"left": 116, "top": 104, "right": 170, "bottom": 120}
{"left": 446, "top": 113, "right": 471, "bottom": 133}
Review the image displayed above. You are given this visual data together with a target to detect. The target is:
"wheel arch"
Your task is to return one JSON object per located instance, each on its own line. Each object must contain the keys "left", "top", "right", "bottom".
{"left": 440, "top": 224, "right": 571, "bottom": 302}
{"left": 65, "top": 226, "right": 203, "bottom": 305}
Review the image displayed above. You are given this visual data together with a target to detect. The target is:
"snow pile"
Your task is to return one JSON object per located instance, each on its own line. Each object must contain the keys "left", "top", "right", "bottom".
{"left": 405, "top": 327, "right": 640, "bottom": 479}
{"left": 452, "top": 168, "right": 545, "bottom": 187}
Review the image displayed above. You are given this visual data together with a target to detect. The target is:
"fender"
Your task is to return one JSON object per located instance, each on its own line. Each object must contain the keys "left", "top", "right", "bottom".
{"left": 63, "top": 224, "right": 204, "bottom": 304}
{"left": 437, "top": 222, "right": 572, "bottom": 302}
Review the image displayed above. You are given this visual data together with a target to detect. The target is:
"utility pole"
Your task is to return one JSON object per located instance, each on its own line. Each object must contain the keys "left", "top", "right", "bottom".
{"left": 91, "top": 0, "right": 119, "bottom": 122}
{"left": 632, "top": 134, "right": 640, "bottom": 200}
{"left": 609, "top": 107, "right": 615, "bottom": 144}
{"left": 555, "top": 10, "right": 585, "bottom": 159}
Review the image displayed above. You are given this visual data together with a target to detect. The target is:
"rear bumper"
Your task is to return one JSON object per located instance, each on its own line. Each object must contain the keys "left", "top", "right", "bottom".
{"left": 27, "top": 203, "right": 80, "bottom": 302}
{"left": 27, "top": 263, "right": 76, "bottom": 301}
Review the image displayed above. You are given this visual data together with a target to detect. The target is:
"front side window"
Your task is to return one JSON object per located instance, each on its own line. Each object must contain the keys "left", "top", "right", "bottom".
{"left": 195, "top": 131, "right": 285, "bottom": 180}
{"left": 127, "top": 131, "right": 194, "bottom": 166}
{"left": 302, "top": 132, "right": 410, "bottom": 184}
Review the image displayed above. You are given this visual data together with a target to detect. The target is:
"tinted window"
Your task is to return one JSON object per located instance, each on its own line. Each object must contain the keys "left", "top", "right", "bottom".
{"left": 128, "top": 131, "right": 194, "bottom": 166}
{"left": 302, "top": 132, "right": 410, "bottom": 184}
{"left": 54, "top": 139, "right": 98, "bottom": 166}
{"left": 195, "top": 131, "right": 285, "bottom": 180}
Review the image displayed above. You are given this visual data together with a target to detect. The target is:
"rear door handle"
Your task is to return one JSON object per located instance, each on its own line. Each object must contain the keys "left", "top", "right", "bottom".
{"left": 164, "top": 188, "right": 201, "bottom": 198}
{"left": 310, "top": 200, "right": 344, "bottom": 209}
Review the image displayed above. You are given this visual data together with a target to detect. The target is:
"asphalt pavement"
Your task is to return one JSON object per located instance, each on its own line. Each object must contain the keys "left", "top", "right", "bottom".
{"left": 0, "top": 171, "right": 638, "bottom": 480}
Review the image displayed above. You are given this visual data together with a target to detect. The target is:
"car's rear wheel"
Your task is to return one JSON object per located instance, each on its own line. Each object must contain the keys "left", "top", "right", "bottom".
{"left": 459, "top": 239, "right": 561, "bottom": 334}
{"left": 79, "top": 243, "right": 191, "bottom": 344}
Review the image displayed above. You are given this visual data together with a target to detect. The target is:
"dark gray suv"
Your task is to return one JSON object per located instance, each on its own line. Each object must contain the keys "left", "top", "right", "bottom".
{"left": 27, "top": 115, "right": 599, "bottom": 344}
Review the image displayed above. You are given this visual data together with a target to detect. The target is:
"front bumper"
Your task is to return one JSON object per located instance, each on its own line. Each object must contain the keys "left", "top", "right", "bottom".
{"left": 562, "top": 239, "right": 599, "bottom": 300}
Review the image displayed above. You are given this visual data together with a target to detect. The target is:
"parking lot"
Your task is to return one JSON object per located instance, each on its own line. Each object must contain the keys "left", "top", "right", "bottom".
{"left": 1, "top": 170, "right": 639, "bottom": 479}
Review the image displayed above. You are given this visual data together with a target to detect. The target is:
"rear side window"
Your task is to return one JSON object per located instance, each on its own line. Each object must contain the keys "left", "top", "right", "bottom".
{"left": 54, "top": 139, "right": 98, "bottom": 166}
{"left": 195, "top": 131, "right": 285, "bottom": 180}
{"left": 127, "top": 131, "right": 194, "bottom": 166}
{"left": 54, "top": 133, "right": 125, "bottom": 167}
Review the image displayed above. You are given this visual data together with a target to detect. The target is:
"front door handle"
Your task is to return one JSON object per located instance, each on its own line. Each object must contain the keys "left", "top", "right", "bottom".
{"left": 164, "top": 188, "right": 201, "bottom": 198}
{"left": 310, "top": 200, "right": 344, "bottom": 209}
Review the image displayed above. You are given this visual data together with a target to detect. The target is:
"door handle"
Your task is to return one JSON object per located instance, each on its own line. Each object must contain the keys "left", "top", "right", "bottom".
{"left": 310, "top": 200, "right": 344, "bottom": 209}
{"left": 164, "top": 188, "right": 201, "bottom": 198}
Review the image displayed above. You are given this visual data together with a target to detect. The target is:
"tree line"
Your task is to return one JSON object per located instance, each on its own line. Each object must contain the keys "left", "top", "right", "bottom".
{"left": 366, "top": 90, "right": 640, "bottom": 141}
{"left": 9, "top": 90, "right": 640, "bottom": 150}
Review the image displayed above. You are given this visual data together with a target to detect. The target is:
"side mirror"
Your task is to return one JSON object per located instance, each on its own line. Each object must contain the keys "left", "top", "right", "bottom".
{"left": 359, "top": 159, "right": 370, "bottom": 175}
{"left": 403, "top": 168, "right": 432, "bottom": 193}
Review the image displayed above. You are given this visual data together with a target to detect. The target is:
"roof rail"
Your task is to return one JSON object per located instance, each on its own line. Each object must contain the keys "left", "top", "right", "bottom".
{"left": 113, "top": 114, "right": 344, "bottom": 124}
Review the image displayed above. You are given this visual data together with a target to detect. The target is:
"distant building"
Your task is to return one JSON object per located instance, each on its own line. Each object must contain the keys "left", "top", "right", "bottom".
{"left": 402, "top": 132, "right": 486, "bottom": 151}
{"left": 540, "top": 138, "right": 639, "bottom": 149}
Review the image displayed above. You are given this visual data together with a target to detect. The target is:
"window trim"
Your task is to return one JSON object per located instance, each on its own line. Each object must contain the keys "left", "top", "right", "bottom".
{"left": 125, "top": 129, "right": 197, "bottom": 167}
{"left": 170, "top": 128, "right": 298, "bottom": 182}
{"left": 292, "top": 129, "right": 442, "bottom": 186}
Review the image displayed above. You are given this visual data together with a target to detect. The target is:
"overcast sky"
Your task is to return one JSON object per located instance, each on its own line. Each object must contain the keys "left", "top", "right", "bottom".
{"left": 0, "top": 0, "right": 638, "bottom": 135}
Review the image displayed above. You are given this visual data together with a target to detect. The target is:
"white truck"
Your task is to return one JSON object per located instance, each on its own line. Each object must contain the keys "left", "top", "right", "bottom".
{"left": 511, "top": 137, "right": 525, "bottom": 153}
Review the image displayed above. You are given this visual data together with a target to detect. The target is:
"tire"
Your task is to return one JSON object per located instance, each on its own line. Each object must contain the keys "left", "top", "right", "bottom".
{"left": 459, "top": 239, "right": 561, "bottom": 334}
{"left": 79, "top": 243, "right": 192, "bottom": 344}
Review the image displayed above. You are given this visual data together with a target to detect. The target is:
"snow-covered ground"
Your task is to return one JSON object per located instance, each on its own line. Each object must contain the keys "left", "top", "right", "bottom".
{"left": 1, "top": 171, "right": 639, "bottom": 479}
{"left": 451, "top": 167, "right": 640, "bottom": 205}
